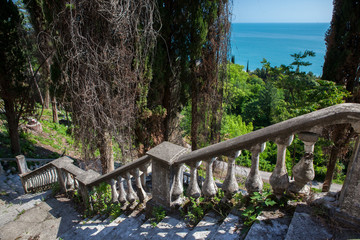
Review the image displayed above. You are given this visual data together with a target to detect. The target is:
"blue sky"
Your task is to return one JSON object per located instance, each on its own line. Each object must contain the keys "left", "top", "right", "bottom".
{"left": 232, "top": 0, "right": 333, "bottom": 23}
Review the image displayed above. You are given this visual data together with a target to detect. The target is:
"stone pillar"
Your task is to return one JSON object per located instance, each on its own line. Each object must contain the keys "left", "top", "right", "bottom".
{"left": 270, "top": 135, "right": 293, "bottom": 198}
{"left": 339, "top": 123, "right": 360, "bottom": 219}
{"left": 16, "top": 155, "right": 29, "bottom": 174}
{"left": 76, "top": 169, "right": 101, "bottom": 206}
{"left": 146, "top": 142, "right": 189, "bottom": 212}
{"left": 56, "top": 168, "right": 67, "bottom": 193}
{"left": 288, "top": 132, "right": 318, "bottom": 195}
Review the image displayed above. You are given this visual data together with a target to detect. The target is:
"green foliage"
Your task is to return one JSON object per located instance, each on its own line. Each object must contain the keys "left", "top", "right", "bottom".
{"left": 51, "top": 182, "right": 61, "bottom": 196}
{"left": 241, "top": 191, "right": 276, "bottom": 227}
{"left": 182, "top": 197, "right": 205, "bottom": 225}
{"left": 85, "top": 183, "right": 119, "bottom": 218}
{"left": 221, "top": 114, "right": 253, "bottom": 140}
{"left": 150, "top": 206, "right": 166, "bottom": 227}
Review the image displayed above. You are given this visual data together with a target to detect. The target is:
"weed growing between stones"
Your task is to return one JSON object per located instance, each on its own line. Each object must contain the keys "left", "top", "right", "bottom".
{"left": 180, "top": 189, "right": 235, "bottom": 227}
{"left": 51, "top": 182, "right": 61, "bottom": 196}
{"left": 84, "top": 182, "right": 122, "bottom": 219}
{"left": 150, "top": 206, "right": 166, "bottom": 227}
{"left": 240, "top": 191, "right": 276, "bottom": 227}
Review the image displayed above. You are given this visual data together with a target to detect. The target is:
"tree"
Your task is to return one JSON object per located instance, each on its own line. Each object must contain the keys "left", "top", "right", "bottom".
{"left": 0, "top": 0, "right": 35, "bottom": 155}
{"left": 40, "top": 0, "right": 158, "bottom": 173}
{"left": 137, "top": 0, "right": 231, "bottom": 152}
{"left": 321, "top": 0, "right": 360, "bottom": 191}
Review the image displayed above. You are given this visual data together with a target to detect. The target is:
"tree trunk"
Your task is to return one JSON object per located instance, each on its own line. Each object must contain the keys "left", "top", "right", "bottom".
{"left": 44, "top": 84, "right": 50, "bottom": 109}
{"left": 322, "top": 144, "right": 339, "bottom": 192}
{"left": 52, "top": 96, "right": 58, "bottom": 123}
{"left": 99, "top": 131, "right": 114, "bottom": 174}
{"left": 322, "top": 124, "right": 352, "bottom": 192}
{"left": 191, "top": 79, "right": 199, "bottom": 151}
{"left": 3, "top": 99, "right": 21, "bottom": 155}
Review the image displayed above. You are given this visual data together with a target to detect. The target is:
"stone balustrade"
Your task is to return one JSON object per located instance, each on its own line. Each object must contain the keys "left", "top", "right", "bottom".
{"left": 16, "top": 103, "right": 360, "bottom": 222}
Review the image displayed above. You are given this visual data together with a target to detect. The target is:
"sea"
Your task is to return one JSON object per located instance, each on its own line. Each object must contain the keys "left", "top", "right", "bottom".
{"left": 231, "top": 23, "right": 330, "bottom": 76}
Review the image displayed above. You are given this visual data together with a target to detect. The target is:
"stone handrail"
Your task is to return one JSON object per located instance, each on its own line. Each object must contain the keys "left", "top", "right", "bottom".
{"left": 17, "top": 154, "right": 152, "bottom": 206}
{"left": 20, "top": 162, "right": 58, "bottom": 193}
{"left": 144, "top": 103, "right": 360, "bottom": 212}
{"left": 176, "top": 103, "right": 360, "bottom": 165}
{"left": 17, "top": 103, "right": 360, "bottom": 221}
{"left": 88, "top": 155, "right": 151, "bottom": 187}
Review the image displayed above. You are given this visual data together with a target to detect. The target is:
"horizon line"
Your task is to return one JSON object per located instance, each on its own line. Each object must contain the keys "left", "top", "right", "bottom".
{"left": 232, "top": 22, "right": 330, "bottom": 24}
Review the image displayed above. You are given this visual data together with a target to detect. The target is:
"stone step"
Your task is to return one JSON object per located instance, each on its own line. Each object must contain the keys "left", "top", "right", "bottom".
{"left": 102, "top": 210, "right": 146, "bottom": 239}
{"left": 0, "top": 195, "right": 81, "bottom": 240}
{"left": 185, "top": 212, "right": 222, "bottom": 240}
{"left": 128, "top": 218, "right": 154, "bottom": 239}
{"left": 210, "top": 213, "right": 244, "bottom": 240}
{"left": 284, "top": 205, "right": 332, "bottom": 240}
{"left": 244, "top": 211, "right": 292, "bottom": 240}
{"left": 0, "top": 190, "right": 53, "bottom": 228}
{"left": 150, "top": 216, "right": 190, "bottom": 240}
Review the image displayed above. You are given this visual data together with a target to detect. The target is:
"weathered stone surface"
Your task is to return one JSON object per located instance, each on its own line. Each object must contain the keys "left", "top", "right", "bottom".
{"left": 202, "top": 158, "right": 218, "bottom": 199}
{"left": 186, "top": 162, "right": 202, "bottom": 199}
{"left": 185, "top": 212, "right": 221, "bottom": 240}
{"left": 284, "top": 212, "right": 332, "bottom": 240}
{"left": 147, "top": 141, "right": 189, "bottom": 165}
{"left": 245, "top": 211, "right": 291, "bottom": 240}
{"left": 149, "top": 216, "right": 189, "bottom": 239}
{"left": 339, "top": 137, "right": 360, "bottom": 219}
{"left": 16, "top": 155, "right": 30, "bottom": 174}
{"left": 147, "top": 142, "right": 189, "bottom": 208}
{"left": 245, "top": 143, "right": 266, "bottom": 194}
{"left": 270, "top": 135, "right": 293, "bottom": 197}
{"left": 212, "top": 213, "right": 244, "bottom": 240}
{"left": 223, "top": 151, "right": 241, "bottom": 199}
{"left": 0, "top": 196, "right": 81, "bottom": 240}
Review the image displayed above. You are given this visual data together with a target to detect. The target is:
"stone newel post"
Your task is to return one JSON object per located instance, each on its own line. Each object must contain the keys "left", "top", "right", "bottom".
{"left": 339, "top": 123, "right": 360, "bottom": 220}
{"left": 146, "top": 142, "right": 189, "bottom": 212}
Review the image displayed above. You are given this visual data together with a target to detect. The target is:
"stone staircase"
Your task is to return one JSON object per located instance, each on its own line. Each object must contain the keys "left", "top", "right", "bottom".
{"left": 3, "top": 104, "right": 360, "bottom": 239}
{"left": 2, "top": 172, "right": 360, "bottom": 240}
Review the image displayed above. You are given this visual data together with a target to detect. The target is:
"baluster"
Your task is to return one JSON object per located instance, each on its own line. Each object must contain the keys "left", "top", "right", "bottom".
{"left": 171, "top": 164, "right": 184, "bottom": 206}
{"left": 186, "top": 161, "right": 202, "bottom": 199}
{"left": 28, "top": 177, "right": 33, "bottom": 191}
{"left": 132, "top": 168, "right": 148, "bottom": 202}
{"left": 34, "top": 175, "right": 38, "bottom": 189}
{"left": 66, "top": 172, "right": 75, "bottom": 189}
{"left": 48, "top": 169, "right": 53, "bottom": 184}
{"left": 39, "top": 171, "right": 44, "bottom": 188}
{"left": 245, "top": 143, "right": 266, "bottom": 194}
{"left": 202, "top": 157, "right": 218, "bottom": 199}
{"left": 125, "top": 172, "right": 137, "bottom": 203}
{"left": 289, "top": 132, "right": 318, "bottom": 195}
{"left": 270, "top": 135, "right": 294, "bottom": 198}
{"left": 117, "top": 176, "right": 127, "bottom": 204}
{"left": 47, "top": 169, "right": 53, "bottom": 185}
{"left": 223, "top": 151, "right": 241, "bottom": 199}
{"left": 140, "top": 162, "right": 151, "bottom": 189}
{"left": 74, "top": 178, "right": 79, "bottom": 189}
{"left": 53, "top": 168, "right": 58, "bottom": 182}
{"left": 111, "top": 179, "right": 119, "bottom": 203}
{"left": 44, "top": 171, "right": 48, "bottom": 189}
{"left": 46, "top": 169, "right": 51, "bottom": 185}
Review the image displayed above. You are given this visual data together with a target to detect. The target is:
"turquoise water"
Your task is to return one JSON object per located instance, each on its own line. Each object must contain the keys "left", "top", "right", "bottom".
{"left": 231, "top": 23, "right": 330, "bottom": 76}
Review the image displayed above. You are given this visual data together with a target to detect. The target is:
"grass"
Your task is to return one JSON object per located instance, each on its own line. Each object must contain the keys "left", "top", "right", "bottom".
{"left": 0, "top": 108, "right": 81, "bottom": 159}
